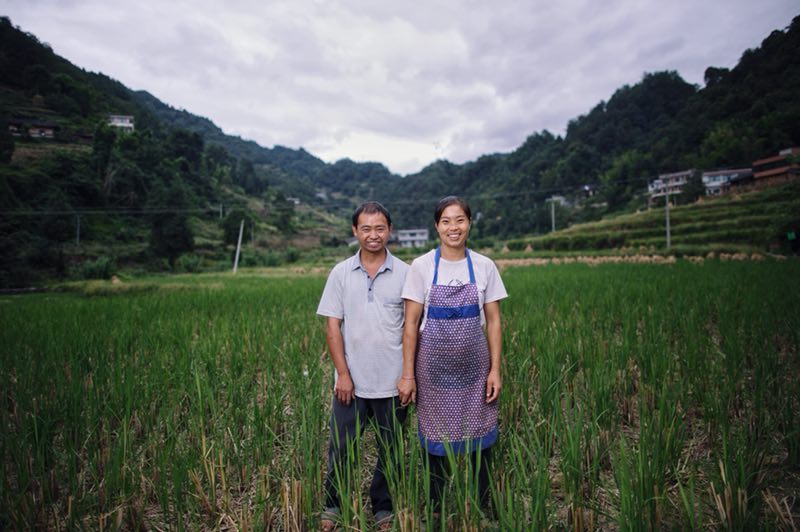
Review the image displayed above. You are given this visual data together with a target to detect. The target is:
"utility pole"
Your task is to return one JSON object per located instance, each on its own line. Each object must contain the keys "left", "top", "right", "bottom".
{"left": 233, "top": 219, "right": 244, "bottom": 273}
{"left": 665, "top": 192, "right": 671, "bottom": 249}
{"left": 550, "top": 200, "right": 556, "bottom": 232}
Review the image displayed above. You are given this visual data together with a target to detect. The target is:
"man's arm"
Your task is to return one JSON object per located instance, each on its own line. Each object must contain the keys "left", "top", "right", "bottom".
{"left": 484, "top": 301, "right": 502, "bottom": 403}
{"left": 326, "top": 317, "right": 354, "bottom": 406}
{"left": 398, "top": 300, "right": 423, "bottom": 406}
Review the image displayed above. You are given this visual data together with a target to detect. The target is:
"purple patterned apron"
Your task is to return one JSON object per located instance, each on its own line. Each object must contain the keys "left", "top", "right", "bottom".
{"left": 416, "top": 248, "right": 498, "bottom": 456}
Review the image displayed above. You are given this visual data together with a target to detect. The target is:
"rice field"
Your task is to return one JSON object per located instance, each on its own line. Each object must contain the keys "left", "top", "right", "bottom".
{"left": 1, "top": 259, "right": 798, "bottom": 530}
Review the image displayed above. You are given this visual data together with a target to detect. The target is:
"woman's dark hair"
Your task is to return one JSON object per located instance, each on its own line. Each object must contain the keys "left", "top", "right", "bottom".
{"left": 434, "top": 196, "right": 471, "bottom": 224}
{"left": 352, "top": 201, "right": 391, "bottom": 227}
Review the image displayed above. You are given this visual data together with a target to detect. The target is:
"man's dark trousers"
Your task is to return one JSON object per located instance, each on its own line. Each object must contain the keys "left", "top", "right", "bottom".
{"left": 324, "top": 395, "right": 407, "bottom": 514}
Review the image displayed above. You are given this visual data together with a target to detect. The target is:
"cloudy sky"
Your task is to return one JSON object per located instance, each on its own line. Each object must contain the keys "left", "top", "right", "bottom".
{"left": 4, "top": 1, "right": 798, "bottom": 175}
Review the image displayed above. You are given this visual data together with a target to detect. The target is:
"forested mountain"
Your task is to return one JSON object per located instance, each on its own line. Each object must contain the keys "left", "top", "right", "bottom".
{"left": 1, "top": 14, "right": 799, "bottom": 285}
{"left": 0, "top": 16, "right": 309, "bottom": 285}
{"left": 130, "top": 90, "right": 327, "bottom": 201}
{"left": 378, "top": 15, "right": 800, "bottom": 234}
{"left": 132, "top": 13, "right": 800, "bottom": 235}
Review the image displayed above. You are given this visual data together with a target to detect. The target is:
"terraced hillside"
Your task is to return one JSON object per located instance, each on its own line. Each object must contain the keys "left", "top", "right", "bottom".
{"left": 509, "top": 182, "right": 800, "bottom": 255}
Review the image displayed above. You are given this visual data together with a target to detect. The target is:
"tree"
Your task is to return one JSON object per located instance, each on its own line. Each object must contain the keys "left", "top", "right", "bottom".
{"left": 270, "top": 192, "right": 295, "bottom": 234}
{"left": 601, "top": 150, "right": 654, "bottom": 211}
{"left": 697, "top": 122, "right": 757, "bottom": 168}
{"left": 680, "top": 170, "right": 705, "bottom": 203}
{"left": 92, "top": 121, "right": 117, "bottom": 184}
{"left": 147, "top": 180, "right": 194, "bottom": 269}
{"left": 704, "top": 66, "right": 730, "bottom": 87}
{"left": 222, "top": 208, "right": 256, "bottom": 245}
{"left": 168, "top": 130, "right": 204, "bottom": 171}
{"left": 0, "top": 121, "right": 14, "bottom": 163}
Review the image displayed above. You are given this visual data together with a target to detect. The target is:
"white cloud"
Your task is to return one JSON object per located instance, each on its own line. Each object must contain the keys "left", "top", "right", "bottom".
{"left": 4, "top": 0, "right": 798, "bottom": 174}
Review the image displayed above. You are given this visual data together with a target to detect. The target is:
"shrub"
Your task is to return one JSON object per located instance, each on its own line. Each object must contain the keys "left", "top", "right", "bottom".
{"left": 506, "top": 239, "right": 529, "bottom": 251}
{"left": 175, "top": 254, "right": 204, "bottom": 273}
{"left": 263, "top": 251, "right": 283, "bottom": 267}
{"left": 469, "top": 237, "right": 496, "bottom": 249}
{"left": 284, "top": 247, "right": 301, "bottom": 263}
{"left": 75, "top": 256, "right": 116, "bottom": 279}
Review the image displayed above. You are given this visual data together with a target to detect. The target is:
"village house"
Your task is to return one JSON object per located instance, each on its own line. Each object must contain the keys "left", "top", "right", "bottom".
{"left": 647, "top": 169, "right": 698, "bottom": 207}
{"left": 107, "top": 114, "right": 135, "bottom": 132}
{"left": 752, "top": 147, "right": 799, "bottom": 187}
{"left": 28, "top": 120, "right": 59, "bottom": 138}
{"left": 701, "top": 168, "right": 753, "bottom": 196}
{"left": 7, "top": 118, "right": 24, "bottom": 136}
{"left": 7, "top": 118, "right": 60, "bottom": 138}
{"left": 394, "top": 228, "right": 429, "bottom": 248}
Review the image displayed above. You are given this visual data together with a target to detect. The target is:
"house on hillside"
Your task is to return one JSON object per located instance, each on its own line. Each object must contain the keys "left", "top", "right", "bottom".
{"left": 7, "top": 117, "right": 60, "bottom": 138}
{"left": 107, "top": 114, "right": 135, "bottom": 132}
{"left": 27, "top": 120, "right": 59, "bottom": 138}
{"left": 548, "top": 195, "right": 571, "bottom": 207}
{"left": 752, "top": 148, "right": 799, "bottom": 187}
{"left": 702, "top": 168, "right": 753, "bottom": 196}
{"left": 648, "top": 169, "right": 693, "bottom": 206}
{"left": 7, "top": 118, "right": 25, "bottom": 136}
{"left": 395, "top": 229, "right": 429, "bottom": 248}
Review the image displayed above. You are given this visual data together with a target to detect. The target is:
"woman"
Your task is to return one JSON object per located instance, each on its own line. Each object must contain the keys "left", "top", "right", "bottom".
{"left": 398, "top": 195, "right": 507, "bottom": 512}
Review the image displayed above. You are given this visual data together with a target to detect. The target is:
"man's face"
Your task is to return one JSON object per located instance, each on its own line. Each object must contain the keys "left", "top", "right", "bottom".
{"left": 352, "top": 211, "right": 391, "bottom": 254}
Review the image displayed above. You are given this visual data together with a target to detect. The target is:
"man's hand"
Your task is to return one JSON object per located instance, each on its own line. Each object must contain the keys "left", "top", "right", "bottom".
{"left": 335, "top": 372, "right": 355, "bottom": 406}
{"left": 485, "top": 368, "right": 501, "bottom": 403}
{"left": 397, "top": 377, "right": 416, "bottom": 407}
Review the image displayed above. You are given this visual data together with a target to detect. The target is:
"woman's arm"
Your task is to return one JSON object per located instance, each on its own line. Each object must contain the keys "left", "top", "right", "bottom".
{"left": 484, "top": 301, "right": 502, "bottom": 403}
{"left": 398, "top": 299, "right": 423, "bottom": 406}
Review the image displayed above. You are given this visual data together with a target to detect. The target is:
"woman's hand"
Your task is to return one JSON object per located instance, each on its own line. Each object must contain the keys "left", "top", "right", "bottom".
{"left": 397, "top": 376, "right": 416, "bottom": 406}
{"left": 485, "top": 368, "right": 501, "bottom": 403}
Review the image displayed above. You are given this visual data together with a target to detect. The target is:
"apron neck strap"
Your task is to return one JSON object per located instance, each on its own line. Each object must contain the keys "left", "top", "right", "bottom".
{"left": 433, "top": 247, "right": 475, "bottom": 285}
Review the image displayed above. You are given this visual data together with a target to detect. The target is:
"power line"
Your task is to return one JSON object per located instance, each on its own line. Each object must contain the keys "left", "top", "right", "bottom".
{"left": 0, "top": 175, "right": 658, "bottom": 217}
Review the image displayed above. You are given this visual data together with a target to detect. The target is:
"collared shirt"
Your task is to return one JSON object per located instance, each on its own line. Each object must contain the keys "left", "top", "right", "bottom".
{"left": 317, "top": 249, "right": 410, "bottom": 398}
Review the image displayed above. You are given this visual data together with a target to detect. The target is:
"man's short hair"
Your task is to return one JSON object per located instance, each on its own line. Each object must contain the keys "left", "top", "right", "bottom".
{"left": 352, "top": 201, "right": 392, "bottom": 227}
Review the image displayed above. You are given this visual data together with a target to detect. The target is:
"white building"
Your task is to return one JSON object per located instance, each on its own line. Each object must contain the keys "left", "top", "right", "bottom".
{"left": 395, "top": 229, "right": 429, "bottom": 248}
{"left": 702, "top": 169, "right": 752, "bottom": 196}
{"left": 648, "top": 169, "right": 693, "bottom": 200}
{"left": 548, "top": 195, "right": 570, "bottom": 207}
{"left": 107, "top": 115, "right": 135, "bottom": 132}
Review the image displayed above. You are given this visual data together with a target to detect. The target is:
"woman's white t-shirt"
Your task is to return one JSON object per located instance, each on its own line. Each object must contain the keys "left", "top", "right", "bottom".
{"left": 401, "top": 248, "right": 508, "bottom": 330}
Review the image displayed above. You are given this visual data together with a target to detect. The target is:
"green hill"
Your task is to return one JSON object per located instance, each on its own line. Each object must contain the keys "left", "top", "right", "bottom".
{"left": 506, "top": 181, "right": 800, "bottom": 256}
{"left": 379, "top": 15, "right": 800, "bottom": 232}
{"left": 2, "top": 13, "right": 800, "bottom": 287}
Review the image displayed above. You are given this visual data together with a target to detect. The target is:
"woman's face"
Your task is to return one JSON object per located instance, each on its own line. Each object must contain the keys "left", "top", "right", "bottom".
{"left": 435, "top": 204, "right": 470, "bottom": 250}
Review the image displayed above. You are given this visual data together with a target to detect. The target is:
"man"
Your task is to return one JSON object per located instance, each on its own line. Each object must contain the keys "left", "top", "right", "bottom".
{"left": 316, "top": 201, "right": 410, "bottom": 531}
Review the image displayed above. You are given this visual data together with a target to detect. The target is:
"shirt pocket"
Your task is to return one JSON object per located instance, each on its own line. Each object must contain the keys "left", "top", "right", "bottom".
{"left": 379, "top": 296, "right": 405, "bottom": 330}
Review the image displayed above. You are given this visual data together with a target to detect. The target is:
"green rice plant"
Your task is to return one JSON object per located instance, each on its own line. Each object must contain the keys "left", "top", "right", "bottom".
{"left": 612, "top": 438, "right": 641, "bottom": 532}
{"left": 379, "top": 411, "right": 423, "bottom": 531}
{"left": 413, "top": 440, "right": 491, "bottom": 530}
{"left": 677, "top": 473, "right": 704, "bottom": 530}
{"left": 1, "top": 260, "right": 799, "bottom": 528}
{"left": 709, "top": 428, "right": 767, "bottom": 531}
{"left": 326, "top": 416, "right": 368, "bottom": 531}
{"left": 611, "top": 363, "right": 686, "bottom": 529}
{"left": 778, "top": 378, "right": 800, "bottom": 467}
{"left": 558, "top": 400, "right": 590, "bottom": 529}
{"left": 491, "top": 414, "right": 553, "bottom": 530}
